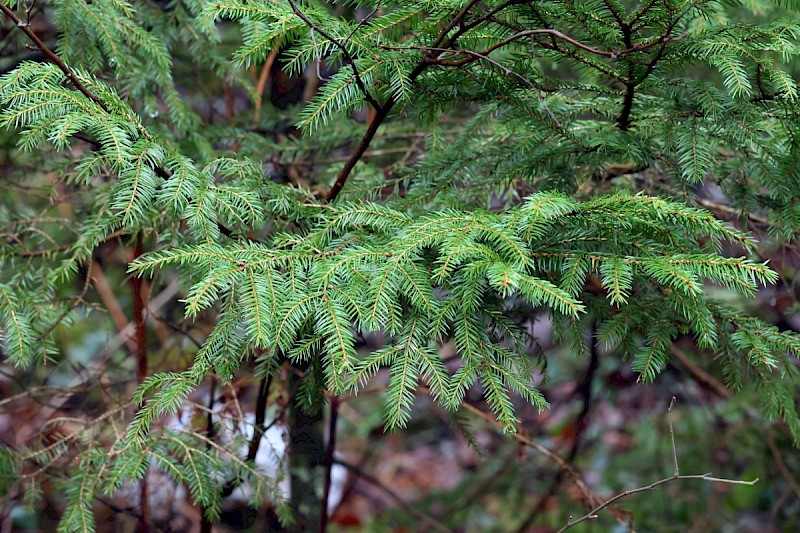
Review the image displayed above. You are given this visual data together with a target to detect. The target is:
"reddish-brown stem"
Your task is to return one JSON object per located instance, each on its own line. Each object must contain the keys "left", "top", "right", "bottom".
{"left": 223, "top": 80, "right": 234, "bottom": 125}
{"left": 133, "top": 233, "right": 147, "bottom": 384}
{"left": 131, "top": 232, "right": 151, "bottom": 533}
{"left": 324, "top": 0, "right": 494, "bottom": 201}
{"left": 431, "top": 28, "right": 686, "bottom": 67}
{"left": 326, "top": 102, "right": 396, "bottom": 201}
{"left": 252, "top": 44, "right": 282, "bottom": 127}
{"left": 90, "top": 260, "right": 138, "bottom": 354}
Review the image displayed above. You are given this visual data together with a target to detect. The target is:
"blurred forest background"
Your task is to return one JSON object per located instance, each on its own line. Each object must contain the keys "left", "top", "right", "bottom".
{"left": 2, "top": 1, "right": 800, "bottom": 532}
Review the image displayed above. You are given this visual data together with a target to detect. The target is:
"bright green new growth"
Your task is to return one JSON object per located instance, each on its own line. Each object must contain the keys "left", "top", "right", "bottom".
{"left": 126, "top": 191, "right": 783, "bottom": 433}
{"left": 2, "top": 0, "right": 800, "bottom": 530}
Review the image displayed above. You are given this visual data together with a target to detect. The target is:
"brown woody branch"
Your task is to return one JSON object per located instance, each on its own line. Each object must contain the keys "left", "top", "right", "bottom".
{"left": 0, "top": 2, "right": 109, "bottom": 111}
{"left": 325, "top": 1, "right": 514, "bottom": 201}
{"left": 432, "top": 28, "right": 688, "bottom": 66}
{"left": 431, "top": 0, "right": 482, "bottom": 47}
{"left": 327, "top": 101, "right": 398, "bottom": 202}
{"left": 617, "top": 2, "right": 697, "bottom": 130}
{"left": 130, "top": 232, "right": 152, "bottom": 533}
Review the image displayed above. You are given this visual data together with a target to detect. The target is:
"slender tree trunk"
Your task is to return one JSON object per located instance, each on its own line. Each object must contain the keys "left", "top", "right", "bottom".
{"left": 287, "top": 373, "right": 325, "bottom": 532}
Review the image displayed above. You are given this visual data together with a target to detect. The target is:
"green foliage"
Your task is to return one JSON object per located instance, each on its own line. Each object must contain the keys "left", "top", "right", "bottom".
{"left": 2, "top": 0, "right": 800, "bottom": 531}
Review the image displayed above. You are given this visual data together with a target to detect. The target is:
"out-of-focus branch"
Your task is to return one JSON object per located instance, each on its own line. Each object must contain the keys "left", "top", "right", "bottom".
{"left": 332, "top": 458, "right": 453, "bottom": 533}
{"left": 557, "top": 398, "right": 758, "bottom": 532}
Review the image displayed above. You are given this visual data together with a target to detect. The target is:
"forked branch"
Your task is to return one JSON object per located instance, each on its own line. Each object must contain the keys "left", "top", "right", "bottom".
{"left": 287, "top": 0, "right": 380, "bottom": 111}
{"left": 557, "top": 397, "right": 758, "bottom": 532}
{"left": 461, "top": 396, "right": 758, "bottom": 532}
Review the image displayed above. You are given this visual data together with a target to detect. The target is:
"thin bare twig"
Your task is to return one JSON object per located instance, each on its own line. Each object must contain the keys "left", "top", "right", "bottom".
{"left": 460, "top": 402, "right": 597, "bottom": 506}
{"left": 557, "top": 397, "right": 758, "bottom": 532}
{"left": 514, "top": 325, "right": 601, "bottom": 533}
{"left": 345, "top": 7, "right": 379, "bottom": 43}
{"left": 409, "top": 46, "right": 563, "bottom": 128}
{"left": 669, "top": 345, "right": 732, "bottom": 399}
{"left": 91, "top": 260, "right": 138, "bottom": 353}
{"left": 387, "top": 28, "right": 687, "bottom": 66}
{"left": 668, "top": 396, "right": 680, "bottom": 476}
{"left": 695, "top": 197, "right": 770, "bottom": 227}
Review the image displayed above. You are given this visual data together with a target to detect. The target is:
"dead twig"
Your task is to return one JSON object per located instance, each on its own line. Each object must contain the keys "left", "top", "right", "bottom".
{"left": 557, "top": 397, "right": 758, "bottom": 532}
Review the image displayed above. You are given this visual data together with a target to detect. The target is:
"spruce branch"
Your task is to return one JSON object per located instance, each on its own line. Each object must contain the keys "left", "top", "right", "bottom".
{"left": 286, "top": 0, "right": 380, "bottom": 111}
{"left": 4, "top": 2, "right": 800, "bottom": 529}
{"left": 427, "top": 28, "right": 688, "bottom": 64}
{"left": 1, "top": 2, "right": 251, "bottom": 243}
{"left": 0, "top": 2, "right": 105, "bottom": 110}
{"left": 325, "top": 0, "right": 501, "bottom": 201}
{"left": 0, "top": 1, "right": 154, "bottom": 142}
{"left": 326, "top": 0, "right": 689, "bottom": 199}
